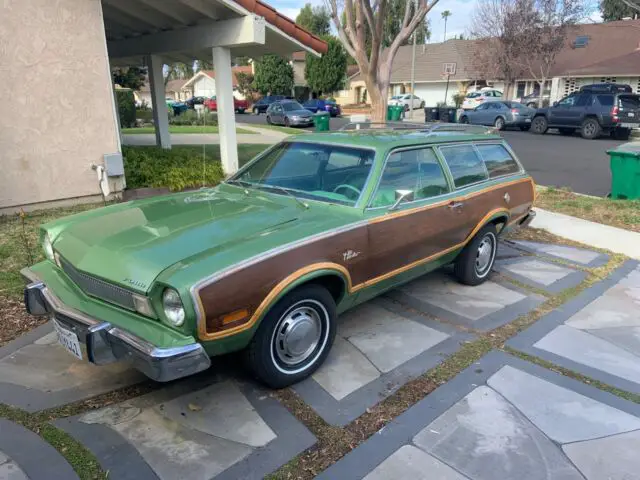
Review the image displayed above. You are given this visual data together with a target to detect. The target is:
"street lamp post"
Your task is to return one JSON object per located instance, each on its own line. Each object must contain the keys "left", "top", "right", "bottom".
{"left": 409, "top": 0, "right": 418, "bottom": 119}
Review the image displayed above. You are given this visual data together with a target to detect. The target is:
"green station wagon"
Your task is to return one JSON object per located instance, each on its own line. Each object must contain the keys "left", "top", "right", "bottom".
{"left": 23, "top": 126, "right": 536, "bottom": 387}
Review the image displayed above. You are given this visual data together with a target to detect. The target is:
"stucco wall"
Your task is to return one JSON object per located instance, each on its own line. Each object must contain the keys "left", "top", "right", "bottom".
{"left": 292, "top": 60, "right": 306, "bottom": 87}
{"left": 0, "top": 0, "right": 122, "bottom": 211}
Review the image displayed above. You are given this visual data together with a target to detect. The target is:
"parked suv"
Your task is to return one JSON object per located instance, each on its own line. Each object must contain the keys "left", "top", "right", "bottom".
{"left": 252, "top": 95, "right": 286, "bottom": 114}
{"left": 530, "top": 83, "right": 640, "bottom": 140}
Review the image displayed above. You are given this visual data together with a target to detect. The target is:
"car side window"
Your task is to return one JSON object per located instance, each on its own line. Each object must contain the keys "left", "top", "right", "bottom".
{"left": 476, "top": 103, "right": 489, "bottom": 110}
{"left": 596, "top": 94, "right": 614, "bottom": 107}
{"left": 371, "top": 148, "right": 449, "bottom": 207}
{"left": 495, "top": 91, "right": 503, "bottom": 97}
{"left": 574, "top": 94, "right": 592, "bottom": 107}
{"left": 558, "top": 95, "right": 576, "bottom": 106}
{"left": 476, "top": 144, "right": 520, "bottom": 178}
{"left": 439, "top": 144, "right": 489, "bottom": 188}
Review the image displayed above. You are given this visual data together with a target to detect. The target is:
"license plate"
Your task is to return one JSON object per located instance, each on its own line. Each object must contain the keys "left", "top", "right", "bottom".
{"left": 53, "top": 320, "right": 83, "bottom": 360}
{"left": 621, "top": 123, "right": 638, "bottom": 128}
{"left": 628, "top": 112, "right": 635, "bottom": 117}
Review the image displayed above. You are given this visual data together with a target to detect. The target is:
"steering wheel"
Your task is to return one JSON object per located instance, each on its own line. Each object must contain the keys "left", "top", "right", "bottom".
{"left": 333, "top": 184, "right": 362, "bottom": 199}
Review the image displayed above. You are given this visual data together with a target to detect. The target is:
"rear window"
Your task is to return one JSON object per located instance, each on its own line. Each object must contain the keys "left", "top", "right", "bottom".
{"left": 439, "top": 145, "right": 488, "bottom": 188}
{"left": 618, "top": 95, "right": 640, "bottom": 109}
{"left": 476, "top": 144, "right": 521, "bottom": 178}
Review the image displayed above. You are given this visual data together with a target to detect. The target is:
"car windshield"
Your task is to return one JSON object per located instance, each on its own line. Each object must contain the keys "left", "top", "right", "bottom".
{"left": 282, "top": 102, "right": 304, "bottom": 111}
{"left": 467, "top": 92, "right": 481, "bottom": 98}
{"left": 230, "top": 142, "right": 375, "bottom": 205}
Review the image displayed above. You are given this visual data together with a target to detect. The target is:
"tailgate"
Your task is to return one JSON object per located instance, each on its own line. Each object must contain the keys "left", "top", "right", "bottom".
{"left": 618, "top": 95, "right": 640, "bottom": 126}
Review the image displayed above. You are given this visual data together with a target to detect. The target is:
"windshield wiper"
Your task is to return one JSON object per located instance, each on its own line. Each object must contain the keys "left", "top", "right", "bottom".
{"left": 256, "top": 184, "right": 309, "bottom": 210}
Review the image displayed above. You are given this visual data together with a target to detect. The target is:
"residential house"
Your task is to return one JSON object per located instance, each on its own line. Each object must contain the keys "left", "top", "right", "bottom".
{"left": 347, "top": 18, "right": 640, "bottom": 107}
{"left": 290, "top": 52, "right": 358, "bottom": 103}
{"left": 180, "top": 65, "right": 254, "bottom": 100}
{"left": 135, "top": 79, "right": 189, "bottom": 107}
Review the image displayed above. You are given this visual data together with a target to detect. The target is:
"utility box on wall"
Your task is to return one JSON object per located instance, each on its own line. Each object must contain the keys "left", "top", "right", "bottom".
{"left": 104, "top": 153, "right": 124, "bottom": 177}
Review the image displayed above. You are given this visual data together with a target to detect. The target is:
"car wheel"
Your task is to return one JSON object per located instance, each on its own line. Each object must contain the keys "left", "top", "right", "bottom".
{"left": 253, "top": 107, "right": 259, "bottom": 115}
{"left": 519, "top": 125, "right": 530, "bottom": 131}
{"left": 266, "top": 115, "right": 272, "bottom": 125}
{"left": 494, "top": 116, "right": 506, "bottom": 130}
{"left": 284, "top": 117, "right": 290, "bottom": 127}
{"left": 454, "top": 223, "right": 498, "bottom": 286}
{"left": 531, "top": 116, "right": 548, "bottom": 134}
{"left": 581, "top": 118, "right": 601, "bottom": 139}
{"left": 613, "top": 128, "right": 631, "bottom": 141}
{"left": 460, "top": 116, "right": 469, "bottom": 124}
{"left": 245, "top": 284, "right": 336, "bottom": 388}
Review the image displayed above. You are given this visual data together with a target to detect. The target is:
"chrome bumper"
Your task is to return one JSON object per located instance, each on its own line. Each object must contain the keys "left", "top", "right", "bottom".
{"left": 22, "top": 269, "right": 211, "bottom": 382}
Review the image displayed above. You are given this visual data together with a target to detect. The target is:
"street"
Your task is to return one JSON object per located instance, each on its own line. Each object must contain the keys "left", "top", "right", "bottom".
{"left": 236, "top": 113, "right": 626, "bottom": 197}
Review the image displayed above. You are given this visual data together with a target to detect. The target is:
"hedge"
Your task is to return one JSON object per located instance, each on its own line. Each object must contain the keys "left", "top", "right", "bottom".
{"left": 116, "top": 90, "right": 136, "bottom": 128}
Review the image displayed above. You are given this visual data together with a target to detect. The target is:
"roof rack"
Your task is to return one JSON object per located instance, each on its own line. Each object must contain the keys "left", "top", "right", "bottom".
{"left": 338, "top": 121, "right": 497, "bottom": 135}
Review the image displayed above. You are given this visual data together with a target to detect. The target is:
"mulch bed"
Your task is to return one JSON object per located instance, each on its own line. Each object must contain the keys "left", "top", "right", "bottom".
{"left": 0, "top": 295, "right": 46, "bottom": 348}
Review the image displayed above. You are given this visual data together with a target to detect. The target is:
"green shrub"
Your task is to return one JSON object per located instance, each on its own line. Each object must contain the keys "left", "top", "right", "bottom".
{"left": 169, "top": 110, "right": 218, "bottom": 126}
{"left": 123, "top": 146, "right": 225, "bottom": 191}
{"left": 116, "top": 90, "right": 136, "bottom": 128}
{"left": 136, "top": 108, "right": 154, "bottom": 123}
{"left": 452, "top": 93, "right": 466, "bottom": 108}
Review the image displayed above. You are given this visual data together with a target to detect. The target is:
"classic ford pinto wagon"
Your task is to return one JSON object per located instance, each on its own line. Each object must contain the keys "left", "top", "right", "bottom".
{"left": 23, "top": 127, "right": 535, "bottom": 387}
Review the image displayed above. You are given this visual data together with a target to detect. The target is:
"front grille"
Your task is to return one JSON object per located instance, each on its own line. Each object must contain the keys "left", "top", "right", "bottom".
{"left": 60, "top": 257, "right": 136, "bottom": 311}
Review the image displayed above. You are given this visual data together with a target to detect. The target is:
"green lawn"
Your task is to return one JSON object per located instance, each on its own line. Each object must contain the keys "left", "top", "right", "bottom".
{"left": 122, "top": 125, "right": 255, "bottom": 134}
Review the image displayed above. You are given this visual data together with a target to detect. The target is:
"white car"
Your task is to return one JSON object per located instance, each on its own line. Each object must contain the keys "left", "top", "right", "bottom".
{"left": 462, "top": 89, "right": 503, "bottom": 110}
{"left": 389, "top": 94, "right": 425, "bottom": 111}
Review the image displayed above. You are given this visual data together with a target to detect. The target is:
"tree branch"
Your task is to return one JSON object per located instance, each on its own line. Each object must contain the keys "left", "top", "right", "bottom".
{"left": 325, "top": 0, "right": 357, "bottom": 59}
{"left": 386, "top": 0, "right": 439, "bottom": 64}
{"left": 620, "top": 0, "right": 640, "bottom": 12}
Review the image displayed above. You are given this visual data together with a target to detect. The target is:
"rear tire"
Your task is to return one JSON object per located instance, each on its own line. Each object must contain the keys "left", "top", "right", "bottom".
{"left": 454, "top": 224, "right": 498, "bottom": 286}
{"left": 613, "top": 128, "right": 631, "bottom": 141}
{"left": 245, "top": 284, "right": 336, "bottom": 388}
{"left": 580, "top": 118, "right": 601, "bottom": 139}
{"left": 531, "top": 116, "right": 548, "bottom": 134}
{"left": 494, "top": 116, "right": 506, "bottom": 130}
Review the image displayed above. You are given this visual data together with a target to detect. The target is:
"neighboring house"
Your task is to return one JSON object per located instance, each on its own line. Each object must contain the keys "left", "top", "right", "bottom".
{"left": 347, "top": 18, "right": 640, "bottom": 107}
{"left": 135, "top": 79, "right": 189, "bottom": 106}
{"left": 181, "top": 66, "right": 253, "bottom": 100}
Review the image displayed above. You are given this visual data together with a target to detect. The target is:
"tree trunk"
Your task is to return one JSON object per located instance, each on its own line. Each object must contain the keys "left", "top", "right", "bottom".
{"left": 537, "top": 79, "right": 546, "bottom": 108}
{"left": 365, "top": 67, "right": 390, "bottom": 124}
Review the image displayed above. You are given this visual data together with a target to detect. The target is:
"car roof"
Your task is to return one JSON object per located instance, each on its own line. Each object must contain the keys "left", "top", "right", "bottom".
{"left": 289, "top": 130, "right": 503, "bottom": 152}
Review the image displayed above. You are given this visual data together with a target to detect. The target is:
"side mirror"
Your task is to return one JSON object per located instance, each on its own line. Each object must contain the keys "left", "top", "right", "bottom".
{"left": 389, "top": 189, "right": 414, "bottom": 211}
{"left": 552, "top": 101, "right": 558, "bottom": 107}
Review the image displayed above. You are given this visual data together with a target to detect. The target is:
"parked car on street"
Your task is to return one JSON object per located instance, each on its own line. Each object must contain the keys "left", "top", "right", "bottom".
{"left": 462, "top": 89, "right": 503, "bottom": 110}
{"left": 530, "top": 83, "right": 640, "bottom": 140}
{"left": 266, "top": 100, "right": 314, "bottom": 127}
{"left": 185, "top": 96, "right": 207, "bottom": 109}
{"left": 252, "top": 95, "right": 286, "bottom": 114}
{"left": 170, "top": 102, "right": 189, "bottom": 115}
{"left": 303, "top": 99, "right": 342, "bottom": 117}
{"left": 520, "top": 90, "right": 551, "bottom": 108}
{"left": 388, "top": 93, "right": 425, "bottom": 111}
{"left": 203, "top": 96, "right": 249, "bottom": 113}
{"left": 458, "top": 101, "right": 535, "bottom": 131}
{"left": 23, "top": 125, "right": 535, "bottom": 388}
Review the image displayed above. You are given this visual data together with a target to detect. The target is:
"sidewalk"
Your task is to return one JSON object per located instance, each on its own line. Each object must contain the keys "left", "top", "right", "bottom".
{"left": 531, "top": 208, "right": 640, "bottom": 260}
{"left": 122, "top": 124, "right": 290, "bottom": 146}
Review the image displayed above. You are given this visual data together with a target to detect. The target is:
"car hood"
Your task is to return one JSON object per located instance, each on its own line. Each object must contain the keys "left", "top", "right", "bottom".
{"left": 49, "top": 190, "right": 302, "bottom": 293}
{"left": 288, "top": 109, "right": 314, "bottom": 117}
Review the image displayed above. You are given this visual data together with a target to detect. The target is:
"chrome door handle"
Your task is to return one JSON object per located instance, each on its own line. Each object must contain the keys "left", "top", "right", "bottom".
{"left": 448, "top": 201, "right": 464, "bottom": 209}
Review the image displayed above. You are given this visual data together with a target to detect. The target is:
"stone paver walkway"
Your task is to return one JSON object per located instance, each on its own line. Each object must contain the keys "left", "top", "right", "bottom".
{"left": 318, "top": 351, "right": 640, "bottom": 480}
{"left": 3, "top": 239, "right": 640, "bottom": 479}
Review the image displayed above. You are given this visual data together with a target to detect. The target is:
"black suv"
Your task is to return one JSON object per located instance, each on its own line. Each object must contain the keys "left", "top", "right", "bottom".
{"left": 530, "top": 83, "right": 640, "bottom": 140}
{"left": 252, "top": 95, "right": 286, "bottom": 114}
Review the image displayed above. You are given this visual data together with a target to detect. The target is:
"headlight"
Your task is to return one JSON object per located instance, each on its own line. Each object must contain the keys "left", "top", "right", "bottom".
{"left": 43, "top": 234, "right": 54, "bottom": 262}
{"left": 162, "top": 288, "right": 185, "bottom": 326}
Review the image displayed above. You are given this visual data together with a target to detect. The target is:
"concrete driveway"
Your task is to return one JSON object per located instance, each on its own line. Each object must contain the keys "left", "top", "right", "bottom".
{"left": 2, "top": 239, "right": 640, "bottom": 479}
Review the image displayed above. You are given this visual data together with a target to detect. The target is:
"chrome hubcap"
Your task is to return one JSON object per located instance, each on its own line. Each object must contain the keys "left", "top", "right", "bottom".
{"left": 476, "top": 235, "right": 495, "bottom": 275}
{"left": 274, "top": 306, "right": 322, "bottom": 366}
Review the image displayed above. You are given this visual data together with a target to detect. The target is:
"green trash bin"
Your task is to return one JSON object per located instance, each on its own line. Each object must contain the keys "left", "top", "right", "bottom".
{"left": 386, "top": 105, "right": 404, "bottom": 121}
{"left": 608, "top": 142, "right": 640, "bottom": 200}
{"left": 314, "top": 112, "right": 330, "bottom": 132}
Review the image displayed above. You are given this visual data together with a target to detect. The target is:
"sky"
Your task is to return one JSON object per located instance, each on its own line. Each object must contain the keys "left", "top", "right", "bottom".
{"left": 268, "top": 0, "right": 603, "bottom": 43}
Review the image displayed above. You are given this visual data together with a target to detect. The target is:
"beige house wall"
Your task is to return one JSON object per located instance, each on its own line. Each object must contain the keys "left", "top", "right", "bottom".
{"left": 0, "top": 0, "right": 123, "bottom": 213}
{"left": 292, "top": 60, "right": 306, "bottom": 87}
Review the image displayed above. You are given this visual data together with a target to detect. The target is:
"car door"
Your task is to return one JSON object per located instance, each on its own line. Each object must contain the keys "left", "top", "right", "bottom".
{"left": 568, "top": 93, "right": 592, "bottom": 126}
{"left": 548, "top": 94, "right": 576, "bottom": 125}
{"left": 271, "top": 104, "right": 285, "bottom": 124}
{"left": 362, "top": 146, "right": 468, "bottom": 298}
{"left": 486, "top": 102, "right": 504, "bottom": 125}
{"left": 472, "top": 103, "right": 491, "bottom": 124}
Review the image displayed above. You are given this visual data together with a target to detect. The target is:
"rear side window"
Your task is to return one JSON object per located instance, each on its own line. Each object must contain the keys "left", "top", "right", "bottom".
{"left": 476, "top": 144, "right": 521, "bottom": 178}
{"left": 439, "top": 145, "right": 488, "bottom": 188}
{"left": 619, "top": 95, "right": 640, "bottom": 109}
{"left": 596, "top": 95, "right": 614, "bottom": 107}
{"left": 574, "top": 94, "right": 592, "bottom": 107}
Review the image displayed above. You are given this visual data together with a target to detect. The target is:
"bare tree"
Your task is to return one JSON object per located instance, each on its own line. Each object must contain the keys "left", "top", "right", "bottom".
{"left": 516, "top": 0, "right": 586, "bottom": 107}
{"left": 620, "top": 0, "right": 640, "bottom": 13}
{"left": 325, "top": 0, "right": 439, "bottom": 122}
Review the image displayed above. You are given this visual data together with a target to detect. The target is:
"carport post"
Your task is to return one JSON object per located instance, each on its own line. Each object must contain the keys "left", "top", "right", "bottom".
{"left": 147, "top": 54, "right": 171, "bottom": 149}
{"left": 212, "top": 47, "right": 239, "bottom": 175}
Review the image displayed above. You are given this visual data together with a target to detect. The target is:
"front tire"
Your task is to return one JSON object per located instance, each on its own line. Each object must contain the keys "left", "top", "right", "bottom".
{"left": 494, "top": 116, "right": 506, "bottom": 130}
{"left": 266, "top": 115, "right": 272, "bottom": 125}
{"left": 531, "top": 116, "right": 548, "bottom": 134}
{"left": 460, "top": 116, "right": 469, "bottom": 124}
{"left": 581, "top": 118, "right": 601, "bottom": 139}
{"left": 454, "top": 224, "right": 498, "bottom": 286}
{"left": 246, "top": 284, "right": 336, "bottom": 388}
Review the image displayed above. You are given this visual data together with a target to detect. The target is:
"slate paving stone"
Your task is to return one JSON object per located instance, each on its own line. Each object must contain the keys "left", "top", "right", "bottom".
{"left": 0, "top": 460, "right": 29, "bottom": 480}
{"left": 563, "top": 429, "right": 640, "bottom": 480}
{"left": 0, "top": 325, "right": 145, "bottom": 412}
{"left": 317, "top": 351, "right": 640, "bottom": 480}
{"left": 494, "top": 257, "right": 586, "bottom": 293}
{"left": 57, "top": 378, "right": 315, "bottom": 480}
{"left": 295, "top": 298, "right": 473, "bottom": 426}
{"left": 511, "top": 240, "right": 607, "bottom": 267}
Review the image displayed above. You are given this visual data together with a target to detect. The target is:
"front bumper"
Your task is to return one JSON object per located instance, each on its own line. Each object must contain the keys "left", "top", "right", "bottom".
{"left": 289, "top": 117, "right": 314, "bottom": 126}
{"left": 22, "top": 269, "right": 210, "bottom": 382}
